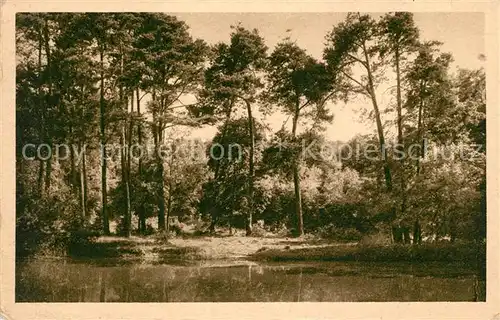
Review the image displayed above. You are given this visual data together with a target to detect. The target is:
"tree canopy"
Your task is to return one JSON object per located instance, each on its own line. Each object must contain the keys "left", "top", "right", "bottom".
{"left": 16, "top": 13, "right": 486, "bottom": 256}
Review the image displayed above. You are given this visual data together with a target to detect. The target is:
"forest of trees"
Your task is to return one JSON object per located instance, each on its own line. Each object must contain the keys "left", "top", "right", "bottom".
{"left": 16, "top": 12, "right": 486, "bottom": 256}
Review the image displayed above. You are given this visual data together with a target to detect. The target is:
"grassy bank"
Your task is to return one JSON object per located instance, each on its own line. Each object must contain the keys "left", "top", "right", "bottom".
{"left": 65, "top": 235, "right": 329, "bottom": 261}
{"left": 66, "top": 236, "right": 204, "bottom": 263}
{"left": 250, "top": 242, "right": 486, "bottom": 270}
{"left": 57, "top": 234, "right": 486, "bottom": 279}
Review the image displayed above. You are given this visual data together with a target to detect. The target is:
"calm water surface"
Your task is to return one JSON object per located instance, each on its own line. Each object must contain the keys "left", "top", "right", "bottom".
{"left": 16, "top": 258, "right": 484, "bottom": 302}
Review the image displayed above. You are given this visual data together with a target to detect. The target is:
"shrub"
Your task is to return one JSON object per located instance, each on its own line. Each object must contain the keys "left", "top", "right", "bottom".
{"left": 16, "top": 192, "right": 93, "bottom": 257}
{"left": 251, "top": 241, "right": 485, "bottom": 265}
{"left": 66, "top": 228, "right": 100, "bottom": 256}
{"left": 186, "top": 219, "right": 211, "bottom": 236}
{"left": 144, "top": 223, "right": 155, "bottom": 236}
{"left": 359, "top": 232, "right": 392, "bottom": 246}
{"left": 154, "top": 230, "right": 173, "bottom": 242}
{"left": 317, "top": 224, "right": 363, "bottom": 242}
{"left": 170, "top": 224, "right": 183, "bottom": 235}
{"left": 250, "top": 224, "right": 267, "bottom": 237}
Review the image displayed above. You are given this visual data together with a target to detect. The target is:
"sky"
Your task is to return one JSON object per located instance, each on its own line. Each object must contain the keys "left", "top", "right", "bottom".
{"left": 168, "top": 12, "right": 485, "bottom": 142}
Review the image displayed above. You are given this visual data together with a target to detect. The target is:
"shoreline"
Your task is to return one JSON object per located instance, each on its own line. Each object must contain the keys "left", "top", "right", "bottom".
{"left": 21, "top": 235, "right": 485, "bottom": 275}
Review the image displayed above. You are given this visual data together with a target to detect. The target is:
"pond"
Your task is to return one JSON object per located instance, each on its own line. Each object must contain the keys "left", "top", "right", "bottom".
{"left": 16, "top": 258, "right": 485, "bottom": 302}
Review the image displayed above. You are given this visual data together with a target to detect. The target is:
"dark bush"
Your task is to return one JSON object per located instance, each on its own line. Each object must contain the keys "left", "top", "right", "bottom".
{"left": 317, "top": 225, "right": 363, "bottom": 242}
{"left": 66, "top": 229, "right": 100, "bottom": 256}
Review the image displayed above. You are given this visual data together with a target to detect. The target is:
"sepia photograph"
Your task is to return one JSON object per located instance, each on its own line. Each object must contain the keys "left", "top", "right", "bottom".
{"left": 1, "top": 2, "right": 499, "bottom": 319}
{"left": 12, "top": 11, "right": 489, "bottom": 302}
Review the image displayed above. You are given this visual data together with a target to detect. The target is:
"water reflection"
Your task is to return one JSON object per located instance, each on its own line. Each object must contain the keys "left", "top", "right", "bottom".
{"left": 16, "top": 259, "right": 484, "bottom": 302}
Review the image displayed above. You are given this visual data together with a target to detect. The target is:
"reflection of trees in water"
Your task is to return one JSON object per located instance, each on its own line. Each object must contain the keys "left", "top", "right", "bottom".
{"left": 162, "top": 275, "right": 168, "bottom": 302}
{"left": 15, "top": 261, "right": 485, "bottom": 302}
{"left": 297, "top": 267, "right": 303, "bottom": 302}
{"left": 99, "top": 271, "right": 106, "bottom": 302}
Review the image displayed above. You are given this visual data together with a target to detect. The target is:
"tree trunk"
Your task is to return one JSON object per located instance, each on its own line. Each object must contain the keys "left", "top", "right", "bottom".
{"left": 69, "top": 137, "right": 83, "bottom": 218}
{"left": 79, "top": 86, "right": 88, "bottom": 218}
{"left": 79, "top": 143, "right": 87, "bottom": 219}
{"left": 69, "top": 129, "right": 77, "bottom": 189}
{"left": 139, "top": 211, "right": 146, "bottom": 234}
{"left": 118, "top": 48, "right": 131, "bottom": 237}
{"left": 371, "top": 94, "right": 392, "bottom": 192}
{"left": 118, "top": 52, "right": 130, "bottom": 237}
{"left": 395, "top": 49, "right": 407, "bottom": 216}
{"left": 395, "top": 49, "right": 404, "bottom": 149}
{"left": 416, "top": 109, "right": 423, "bottom": 174}
{"left": 120, "top": 127, "right": 126, "bottom": 181}
{"left": 209, "top": 217, "right": 217, "bottom": 234}
{"left": 124, "top": 180, "right": 131, "bottom": 236}
{"left": 82, "top": 144, "right": 88, "bottom": 218}
{"left": 363, "top": 42, "right": 392, "bottom": 191}
{"left": 99, "top": 46, "right": 110, "bottom": 235}
{"left": 121, "top": 125, "right": 131, "bottom": 237}
{"left": 43, "top": 17, "right": 53, "bottom": 194}
{"left": 244, "top": 99, "right": 255, "bottom": 236}
{"left": 449, "top": 214, "right": 458, "bottom": 243}
{"left": 392, "top": 224, "right": 403, "bottom": 243}
{"left": 292, "top": 106, "right": 304, "bottom": 237}
{"left": 157, "top": 159, "right": 166, "bottom": 231}
{"left": 413, "top": 218, "right": 422, "bottom": 245}
{"left": 125, "top": 91, "right": 134, "bottom": 237}
{"left": 413, "top": 81, "right": 425, "bottom": 244}
{"left": 36, "top": 28, "right": 45, "bottom": 196}
{"left": 416, "top": 81, "right": 425, "bottom": 175}
{"left": 166, "top": 192, "right": 172, "bottom": 233}
{"left": 165, "top": 144, "right": 175, "bottom": 234}
{"left": 292, "top": 166, "right": 304, "bottom": 237}
{"left": 153, "top": 92, "right": 166, "bottom": 231}
{"left": 363, "top": 41, "right": 396, "bottom": 241}
{"left": 136, "top": 88, "right": 145, "bottom": 234}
